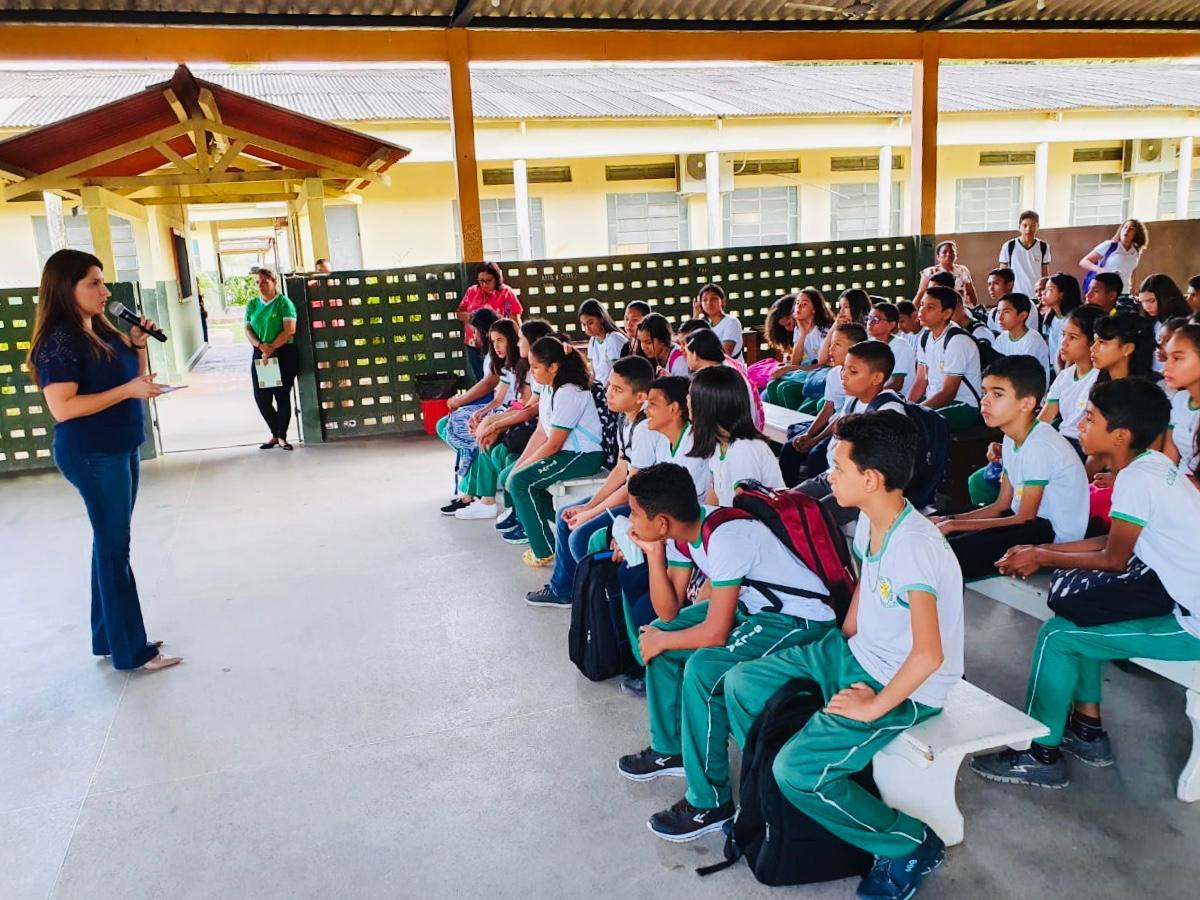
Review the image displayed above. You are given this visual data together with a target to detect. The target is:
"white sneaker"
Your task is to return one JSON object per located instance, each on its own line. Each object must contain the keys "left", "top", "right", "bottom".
{"left": 455, "top": 501, "right": 499, "bottom": 520}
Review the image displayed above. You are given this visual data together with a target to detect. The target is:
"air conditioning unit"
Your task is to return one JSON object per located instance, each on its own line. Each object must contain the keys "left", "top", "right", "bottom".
{"left": 677, "top": 153, "right": 734, "bottom": 195}
{"left": 1123, "top": 138, "right": 1179, "bottom": 175}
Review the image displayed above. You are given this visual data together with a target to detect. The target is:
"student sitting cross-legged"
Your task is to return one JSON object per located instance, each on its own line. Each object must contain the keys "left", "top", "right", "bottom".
{"left": 724, "top": 412, "right": 964, "bottom": 900}
{"left": 971, "top": 378, "right": 1200, "bottom": 788}
{"left": 504, "top": 337, "right": 605, "bottom": 568}
{"left": 615, "top": 462, "right": 836, "bottom": 842}
{"left": 526, "top": 355, "right": 656, "bottom": 608}
{"left": 933, "top": 355, "right": 1088, "bottom": 580}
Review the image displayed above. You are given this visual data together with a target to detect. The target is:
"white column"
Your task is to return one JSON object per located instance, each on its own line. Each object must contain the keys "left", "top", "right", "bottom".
{"left": 512, "top": 158, "right": 533, "bottom": 260}
{"left": 1034, "top": 141, "right": 1049, "bottom": 215}
{"left": 42, "top": 192, "right": 67, "bottom": 251}
{"left": 705, "top": 149, "right": 722, "bottom": 249}
{"left": 878, "top": 145, "right": 893, "bottom": 237}
{"left": 1177, "top": 136, "right": 1194, "bottom": 220}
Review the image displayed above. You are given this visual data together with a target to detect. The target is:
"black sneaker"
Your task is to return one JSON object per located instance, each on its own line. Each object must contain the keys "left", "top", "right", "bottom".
{"left": 526, "top": 586, "right": 570, "bottom": 608}
{"left": 969, "top": 747, "right": 1069, "bottom": 789}
{"left": 495, "top": 509, "right": 518, "bottom": 531}
{"left": 856, "top": 828, "right": 945, "bottom": 900}
{"left": 1061, "top": 728, "right": 1115, "bottom": 767}
{"left": 440, "top": 498, "right": 470, "bottom": 516}
{"left": 647, "top": 798, "right": 735, "bottom": 843}
{"left": 617, "top": 746, "right": 684, "bottom": 782}
{"left": 621, "top": 674, "right": 646, "bottom": 698}
{"left": 501, "top": 525, "right": 529, "bottom": 545}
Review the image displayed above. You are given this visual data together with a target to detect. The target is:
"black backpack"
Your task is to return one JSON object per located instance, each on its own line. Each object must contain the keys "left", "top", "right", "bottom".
{"left": 920, "top": 324, "right": 996, "bottom": 396}
{"left": 858, "top": 391, "right": 950, "bottom": 509}
{"left": 568, "top": 550, "right": 635, "bottom": 681}
{"left": 698, "top": 678, "right": 875, "bottom": 886}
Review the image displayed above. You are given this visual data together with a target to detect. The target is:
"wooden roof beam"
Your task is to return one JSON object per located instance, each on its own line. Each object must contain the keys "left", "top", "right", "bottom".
{"left": 206, "top": 121, "right": 388, "bottom": 185}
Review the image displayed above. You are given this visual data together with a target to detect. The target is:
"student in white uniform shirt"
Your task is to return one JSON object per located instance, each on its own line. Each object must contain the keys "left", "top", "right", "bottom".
{"left": 999, "top": 211, "right": 1052, "bottom": 299}
{"left": 1163, "top": 323, "right": 1200, "bottom": 476}
{"left": 990, "top": 293, "right": 1050, "bottom": 381}
{"left": 1137, "top": 273, "right": 1191, "bottom": 375}
{"left": 867, "top": 301, "right": 916, "bottom": 397}
{"left": 695, "top": 282, "right": 744, "bottom": 360}
{"left": 1040, "top": 306, "right": 1104, "bottom": 459}
{"left": 911, "top": 287, "right": 982, "bottom": 432}
{"left": 578, "top": 298, "right": 628, "bottom": 385}
{"left": 934, "top": 356, "right": 1088, "bottom": 580}
{"left": 643, "top": 375, "right": 711, "bottom": 499}
{"left": 687, "top": 365, "right": 784, "bottom": 506}
{"left": 1079, "top": 218, "right": 1147, "bottom": 294}
{"left": 1040, "top": 273, "right": 1083, "bottom": 370}
{"left": 975, "top": 379, "right": 1200, "bottom": 789}
{"left": 985, "top": 267, "right": 1041, "bottom": 336}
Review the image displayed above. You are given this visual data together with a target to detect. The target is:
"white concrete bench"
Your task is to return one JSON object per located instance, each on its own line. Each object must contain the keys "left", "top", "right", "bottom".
{"left": 548, "top": 474, "right": 609, "bottom": 511}
{"left": 874, "top": 679, "right": 1048, "bottom": 847}
{"left": 971, "top": 574, "right": 1200, "bottom": 802}
{"left": 762, "top": 402, "right": 814, "bottom": 444}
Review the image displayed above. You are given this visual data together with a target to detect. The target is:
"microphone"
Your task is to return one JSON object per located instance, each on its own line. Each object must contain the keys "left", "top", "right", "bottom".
{"left": 107, "top": 301, "right": 167, "bottom": 342}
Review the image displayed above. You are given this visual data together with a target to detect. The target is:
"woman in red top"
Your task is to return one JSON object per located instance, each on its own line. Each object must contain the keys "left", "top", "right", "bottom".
{"left": 458, "top": 262, "right": 523, "bottom": 379}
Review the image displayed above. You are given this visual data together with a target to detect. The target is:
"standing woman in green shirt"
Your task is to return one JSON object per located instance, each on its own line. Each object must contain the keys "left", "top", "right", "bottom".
{"left": 245, "top": 267, "right": 299, "bottom": 450}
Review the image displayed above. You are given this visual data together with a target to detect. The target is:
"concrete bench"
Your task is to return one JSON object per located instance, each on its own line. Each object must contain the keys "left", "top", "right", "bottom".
{"left": 762, "top": 402, "right": 814, "bottom": 444}
{"left": 874, "top": 679, "right": 1048, "bottom": 847}
{"left": 971, "top": 574, "right": 1200, "bottom": 802}
{"left": 548, "top": 474, "right": 609, "bottom": 511}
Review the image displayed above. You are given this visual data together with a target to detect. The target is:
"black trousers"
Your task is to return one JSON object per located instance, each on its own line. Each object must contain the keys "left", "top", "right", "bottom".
{"left": 251, "top": 343, "right": 299, "bottom": 439}
{"left": 947, "top": 514, "right": 1056, "bottom": 580}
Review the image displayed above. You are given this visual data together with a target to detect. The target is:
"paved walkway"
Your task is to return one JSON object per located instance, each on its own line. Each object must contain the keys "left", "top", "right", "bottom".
{"left": 1, "top": 438, "right": 1196, "bottom": 899}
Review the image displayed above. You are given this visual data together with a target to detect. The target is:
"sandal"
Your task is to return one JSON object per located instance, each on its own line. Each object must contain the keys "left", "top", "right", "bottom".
{"left": 522, "top": 549, "right": 555, "bottom": 568}
{"left": 140, "top": 653, "right": 183, "bottom": 672}
{"left": 260, "top": 438, "right": 279, "bottom": 450}
{"left": 279, "top": 440, "right": 294, "bottom": 451}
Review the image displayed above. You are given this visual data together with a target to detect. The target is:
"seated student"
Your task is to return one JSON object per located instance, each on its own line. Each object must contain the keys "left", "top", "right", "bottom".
{"left": 578, "top": 298, "right": 627, "bottom": 385}
{"left": 934, "top": 355, "right": 1088, "bottom": 580}
{"left": 796, "top": 341, "right": 907, "bottom": 527}
{"left": 868, "top": 302, "right": 916, "bottom": 396}
{"left": 1163, "top": 322, "right": 1200, "bottom": 476}
{"left": 616, "top": 462, "right": 836, "bottom": 841}
{"left": 910, "top": 287, "right": 983, "bottom": 431}
{"left": 778, "top": 322, "right": 867, "bottom": 484}
{"left": 526, "top": 355, "right": 656, "bottom": 608}
{"left": 695, "top": 282, "right": 743, "bottom": 360}
{"left": 972, "top": 379, "right": 1200, "bottom": 787}
{"left": 1040, "top": 272, "right": 1083, "bottom": 370}
{"left": 1084, "top": 271, "right": 1138, "bottom": 316}
{"left": 983, "top": 266, "right": 1040, "bottom": 335}
{"left": 950, "top": 287, "right": 996, "bottom": 343}
{"left": 645, "top": 375, "right": 711, "bottom": 500}
{"left": 1138, "top": 273, "right": 1190, "bottom": 374}
{"left": 764, "top": 288, "right": 835, "bottom": 409}
{"left": 688, "top": 365, "right": 784, "bottom": 506}
{"left": 621, "top": 300, "right": 651, "bottom": 353}
{"left": 1040, "top": 305, "right": 1104, "bottom": 459}
{"left": 746, "top": 294, "right": 796, "bottom": 391}
{"left": 895, "top": 299, "right": 922, "bottom": 351}
{"left": 505, "top": 338, "right": 605, "bottom": 568}
{"left": 991, "top": 292, "right": 1051, "bottom": 381}
{"left": 634, "top": 313, "right": 688, "bottom": 377}
{"left": 724, "top": 412, "right": 964, "bottom": 900}
{"left": 684, "top": 328, "right": 765, "bottom": 431}
{"left": 1187, "top": 274, "right": 1200, "bottom": 316}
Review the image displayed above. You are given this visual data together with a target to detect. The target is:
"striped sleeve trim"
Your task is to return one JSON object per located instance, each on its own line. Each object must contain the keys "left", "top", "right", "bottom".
{"left": 1023, "top": 480, "right": 1050, "bottom": 487}
{"left": 1110, "top": 511, "right": 1148, "bottom": 527}
{"left": 711, "top": 579, "right": 743, "bottom": 588}
{"left": 667, "top": 560, "right": 695, "bottom": 569}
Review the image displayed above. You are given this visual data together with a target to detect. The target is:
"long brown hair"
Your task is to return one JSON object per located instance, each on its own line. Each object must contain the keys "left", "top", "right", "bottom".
{"left": 28, "top": 249, "right": 128, "bottom": 387}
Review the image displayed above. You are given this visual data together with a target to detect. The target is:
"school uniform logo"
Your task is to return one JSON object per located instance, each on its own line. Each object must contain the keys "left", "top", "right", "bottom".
{"left": 878, "top": 577, "right": 898, "bottom": 608}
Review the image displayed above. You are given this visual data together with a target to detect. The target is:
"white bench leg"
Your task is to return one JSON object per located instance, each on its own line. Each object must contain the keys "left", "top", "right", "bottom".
{"left": 873, "top": 752, "right": 966, "bottom": 847}
{"left": 1179, "top": 689, "right": 1200, "bottom": 802}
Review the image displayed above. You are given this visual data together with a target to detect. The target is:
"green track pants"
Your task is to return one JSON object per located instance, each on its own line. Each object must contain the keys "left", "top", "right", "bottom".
{"left": 1027, "top": 613, "right": 1200, "bottom": 747}
{"left": 930, "top": 400, "right": 980, "bottom": 432}
{"left": 724, "top": 629, "right": 940, "bottom": 859}
{"left": 645, "top": 602, "right": 833, "bottom": 809}
{"left": 463, "top": 442, "right": 515, "bottom": 500}
{"left": 507, "top": 450, "right": 603, "bottom": 558}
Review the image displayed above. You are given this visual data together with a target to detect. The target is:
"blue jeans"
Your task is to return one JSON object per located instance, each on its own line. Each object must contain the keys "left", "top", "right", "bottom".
{"left": 54, "top": 445, "right": 158, "bottom": 670}
{"left": 548, "top": 498, "right": 630, "bottom": 597}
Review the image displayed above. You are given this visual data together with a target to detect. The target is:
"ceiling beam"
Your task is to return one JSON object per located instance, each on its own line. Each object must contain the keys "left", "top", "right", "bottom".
{"left": 204, "top": 121, "right": 387, "bottom": 184}
{"left": 919, "top": 0, "right": 975, "bottom": 32}
{"left": 139, "top": 192, "right": 297, "bottom": 205}
{"left": 938, "top": 0, "right": 1025, "bottom": 30}
{"left": 450, "top": 0, "right": 478, "bottom": 29}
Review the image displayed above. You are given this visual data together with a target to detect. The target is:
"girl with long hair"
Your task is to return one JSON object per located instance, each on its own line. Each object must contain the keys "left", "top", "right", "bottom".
{"left": 1042, "top": 273, "right": 1083, "bottom": 370}
{"left": 746, "top": 294, "right": 795, "bottom": 391}
{"left": 1137, "top": 273, "right": 1189, "bottom": 373}
{"left": 763, "top": 287, "right": 834, "bottom": 410}
{"left": 1162, "top": 322, "right": 1200, "bottom": 477}
{"left": 579, "top": 298, "right": 628, "bottom": 384}
{"left": 29, "top": 249, "right": 180, "bottom": 672}
{"left": 634, "top": 313, "right": 684, "bottom": 376}
{"left": 1080, "top": 218, "right": 1148, "bottom": 294}
{"left": 694, "top": 282, "right": 744, "bottom": 360}
{"left": 685, "top": 328, "right": 765, "bottom": 431}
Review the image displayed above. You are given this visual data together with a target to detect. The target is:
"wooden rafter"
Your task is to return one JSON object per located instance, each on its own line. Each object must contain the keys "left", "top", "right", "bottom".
{"left": 39, "top": 166, "right": 329, "bottom": 192}
{"left": 162, "top": 88, "right": 189, "bottom": 123}
{"left": 139, "top": 192, "right": 297, "bottom": 206}
{"left": 197, "top": 87, "right": 228, "bottom": 158}
{"left": 210, "top": 138, "right": 248, "bottom": 176}
{"left": 153, "top": 141, "right": 197, "bottom": 174}
{"left": 206, "top": 121, "right": 387, "bottom": 185}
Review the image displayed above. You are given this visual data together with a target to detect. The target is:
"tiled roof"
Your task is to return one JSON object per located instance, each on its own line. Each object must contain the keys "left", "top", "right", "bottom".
{"left": 0, "top": 63, "right": 1197, "bottom": 127}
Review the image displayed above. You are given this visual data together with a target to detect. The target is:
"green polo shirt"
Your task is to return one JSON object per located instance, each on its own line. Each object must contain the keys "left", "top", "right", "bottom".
{"left": 245, "top": 294, "right": 297, "bottom": 345}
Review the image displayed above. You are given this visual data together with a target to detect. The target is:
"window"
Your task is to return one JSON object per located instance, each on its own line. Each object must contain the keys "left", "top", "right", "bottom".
{"left": 1158, "top": 170, "right": 1200, "bottom": 220}
{"left": 454, "top": 198, "right": 546, "bottom": 262}
{"left": 829, "top": 182, "right": 903, "bottom": 241}
{"left": 606, "top": 192, "right": 689, "bottom": 254}
{"left": 954, "top": 176, "right": 1021, "bottom": 232}
{"left": 33, "top": 213, "right": 140, "bottom": 283}
{"left": 1070, "top": 173, "right": 1130, "bottom": 226}
{"left": 723, "top": 186, "right": 798, "bottom": 248}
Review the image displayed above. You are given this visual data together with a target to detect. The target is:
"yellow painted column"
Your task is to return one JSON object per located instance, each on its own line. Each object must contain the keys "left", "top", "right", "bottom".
{"left": 301, "top": 177, "right": 330, "bottom": 265}
{"left": 910, "top": 37, "right": 939, "bottom": 237}
{"left": 81, "top": 186, "right": 116, "bottom": 275}
{"left": 446, "top": 29, "right": 483, "bottom": 263}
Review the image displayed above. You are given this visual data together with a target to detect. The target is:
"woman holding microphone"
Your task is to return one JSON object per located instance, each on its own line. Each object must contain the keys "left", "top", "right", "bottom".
{"left": 29, "top": 249, "right": 181, "bottom": 672}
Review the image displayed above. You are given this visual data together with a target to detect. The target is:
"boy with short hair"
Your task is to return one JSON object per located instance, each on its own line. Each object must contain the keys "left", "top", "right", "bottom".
{"left": 934, "top": 355, "right": 1088, "bottom": 579}
{"left": 616, "top": 462, "right": 836, "bottom": 841}
{"left": 725, "top": 412, "right": 964, "bottom": 900}
{"left": 868, "top": 302, "right": 916, "bottom": 396}
{"left": 999, "top": 210, "right": 1052, "bottom": 299}
{"left": 991, "top": 292, "right": 1050, "bottom": 379}
{"left": 895, "top": 300, "right": 922, "bottom": 350}
{"left": 1084, "top": 271, "right": 1138, "bottom": 315}
{"left": 644, "top": 375, "right": 711, "bottom": 499}
{"left": 528, "top": 355, "right": 656, "bottom": 608}
{"left": 972, "top": 378, "right": 1200, "bottom": 787}
{"left": 911, "top": 286, "right": 982, "bottom": 431}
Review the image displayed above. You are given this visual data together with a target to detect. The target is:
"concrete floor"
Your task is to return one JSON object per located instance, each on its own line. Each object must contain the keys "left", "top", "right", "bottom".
{"left": 1, "top": 437, "right": 1196, "bottom": 900}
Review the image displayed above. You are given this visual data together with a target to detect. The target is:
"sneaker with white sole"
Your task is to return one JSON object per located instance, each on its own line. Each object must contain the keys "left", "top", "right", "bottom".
{"left": 495, "top": 509, "right": 517, "bottom": 531}
{"left": 501, "top": 525, "right": 529, "bottom": 545}
{"left": 969, "top": 748, "right": 1069, "bottom": 789}
{"left": 1061, "top": 727, "right": 1115, "bottom": 767}
{"left": 617, "top": 746, "right": 684, "bottom": 781}
{"left": 455, "top": 501, "right": 499, "bottom": 520}
{"left": 647, "top": 798, "right": 735, "bottom": 843}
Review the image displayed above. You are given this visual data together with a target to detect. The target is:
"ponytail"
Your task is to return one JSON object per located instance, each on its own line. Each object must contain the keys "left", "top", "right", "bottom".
{"left": 530, "top": 335, "right": 590, "bottom": 392}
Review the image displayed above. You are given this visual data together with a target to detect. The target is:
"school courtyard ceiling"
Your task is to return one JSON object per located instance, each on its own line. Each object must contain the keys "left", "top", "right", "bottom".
{"left": 0, "top": 0, "right": 1196, "bottom": 30}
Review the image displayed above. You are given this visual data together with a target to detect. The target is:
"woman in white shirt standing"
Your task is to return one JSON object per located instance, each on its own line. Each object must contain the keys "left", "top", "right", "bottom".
{"left": 579, "top": 298, "right": 627, "bottom": 385}
{"left": 1080, "top": 218, "right": 1148, "bottom": 294}
{"left": 694, "top": 282, "right": 744, "bottom": 360}
{"left": 914, "top": 240, "right": 979, "bottom": 308}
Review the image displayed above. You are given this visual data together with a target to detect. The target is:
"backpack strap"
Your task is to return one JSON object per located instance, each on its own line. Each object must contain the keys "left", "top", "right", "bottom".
{"left": 866, "top": 390, "right": 905, "bottom": 412}
{"left": 931, "top": 325, "right": 981, "bottom": 404}
{"left": 672, "top": 507, "right": 754, "bottom": 563}
{"left": 1004, "top": 238, "right": 1016, "bottom": 262}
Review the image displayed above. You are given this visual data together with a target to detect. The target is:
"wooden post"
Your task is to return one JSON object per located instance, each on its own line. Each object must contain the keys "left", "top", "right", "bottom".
{"left": 910, "top": 37, "right": 939, "bottom": 237}
{"left": 301, "top": 177, "right": 330, "bottom": 265}
{"left": 447, "top": 29, "right": 483, "bottom": 263}
{"left": 81, "top": 185, "right": 116, "bottom": 275}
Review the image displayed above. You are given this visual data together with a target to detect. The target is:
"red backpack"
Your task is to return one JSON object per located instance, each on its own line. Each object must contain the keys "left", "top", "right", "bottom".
{"left": 673, "top": 482, "right": 858, "bottom": 624}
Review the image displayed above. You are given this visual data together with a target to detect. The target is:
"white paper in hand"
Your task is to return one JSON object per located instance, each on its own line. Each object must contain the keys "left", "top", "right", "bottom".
{"left": 610, "top": 515, "right": 644, "bottom": 568}
{"left": 255, "top": 357, "right": 282, "bottom": 389}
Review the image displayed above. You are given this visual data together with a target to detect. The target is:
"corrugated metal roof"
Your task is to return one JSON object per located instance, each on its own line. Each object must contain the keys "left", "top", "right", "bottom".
{"left": 0, "top": 63, "right": 1197, "bottom": 127}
